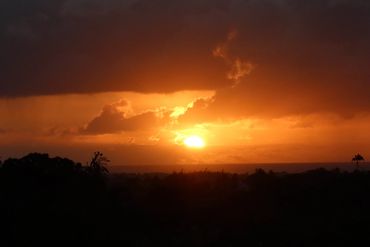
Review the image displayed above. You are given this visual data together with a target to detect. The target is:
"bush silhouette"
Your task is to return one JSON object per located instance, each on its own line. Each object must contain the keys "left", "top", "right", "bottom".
{"left": 352, "top": 153, "right": 365, "bottom": 168}
{"left": 1, "top": 153, "right": 370, "bottom": 246}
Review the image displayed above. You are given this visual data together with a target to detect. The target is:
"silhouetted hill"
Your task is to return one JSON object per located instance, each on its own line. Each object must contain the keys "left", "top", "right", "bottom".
{"left": 1, "top": 153, "right": 370, "bottom": 246}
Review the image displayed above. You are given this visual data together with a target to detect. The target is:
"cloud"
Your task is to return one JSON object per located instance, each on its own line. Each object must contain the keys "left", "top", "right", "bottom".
{"left": 1, "top": 0, "right": 370, "bottom": 117}
{"left": 82, "top": 100, "right": 168, "bottom": 134}
{"left": 212, "top": 29, "right": 254, "bottom": 86}
{"left": 0, "top": 0, "right": 231, "bottom": 96}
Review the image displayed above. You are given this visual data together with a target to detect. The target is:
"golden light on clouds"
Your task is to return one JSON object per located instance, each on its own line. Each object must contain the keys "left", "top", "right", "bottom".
{"left": 1, "top": 0, "right": 370, "bottom": 165}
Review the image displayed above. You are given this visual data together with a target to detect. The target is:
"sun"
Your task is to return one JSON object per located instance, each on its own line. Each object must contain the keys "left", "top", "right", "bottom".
{"left": 184, "top": 136, "right": 205, "bottom": 149}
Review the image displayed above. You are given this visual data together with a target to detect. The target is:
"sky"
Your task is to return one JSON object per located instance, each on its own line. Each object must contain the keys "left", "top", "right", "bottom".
{"left": 1, "top": 0, "right": 370, "bottom": 165}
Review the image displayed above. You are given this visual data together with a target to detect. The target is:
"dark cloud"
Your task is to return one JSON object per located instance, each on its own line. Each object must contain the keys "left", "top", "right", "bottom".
{"left": 0, "top": 0, "right": 230, "bottom": 96}
{"left": 1, "top": 0, "right": 370, "bottom": 117}
{"left": 179, "top": 76, "right": 370, "bottom": 123}
{"left": 82, "top": 102, "right": 166, "bottom": 134}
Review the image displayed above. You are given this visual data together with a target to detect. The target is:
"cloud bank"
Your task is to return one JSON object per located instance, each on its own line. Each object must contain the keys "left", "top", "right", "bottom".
{"left": 1, "top": 0, "right": 370, "bottom": 118}
{"left": 82, "top": 100, "right": 168, "bottom": 134}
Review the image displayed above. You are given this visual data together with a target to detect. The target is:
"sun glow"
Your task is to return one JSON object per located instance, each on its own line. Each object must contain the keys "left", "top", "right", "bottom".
{"left": 184, "top": 136, "right": 206, "bottom": 149}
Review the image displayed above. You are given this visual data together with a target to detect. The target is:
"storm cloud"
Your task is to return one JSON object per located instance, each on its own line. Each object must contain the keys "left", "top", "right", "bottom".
{"left": 1, "top": 0, "right": 370, "bottom": 117}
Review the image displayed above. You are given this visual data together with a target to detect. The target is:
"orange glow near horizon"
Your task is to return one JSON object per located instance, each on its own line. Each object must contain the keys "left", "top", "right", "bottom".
{"left": 1, "top": 91, "right": 370, "bottom": 164}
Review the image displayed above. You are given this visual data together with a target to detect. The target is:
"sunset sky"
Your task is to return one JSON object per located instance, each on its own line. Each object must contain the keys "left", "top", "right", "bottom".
{"left": 1, "top": 0, "right": 370, "bottom": 165}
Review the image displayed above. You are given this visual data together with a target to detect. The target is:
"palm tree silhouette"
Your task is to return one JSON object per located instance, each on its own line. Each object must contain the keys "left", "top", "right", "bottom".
{"left": 352, "top": 153, "right": 365, "bottom": 169}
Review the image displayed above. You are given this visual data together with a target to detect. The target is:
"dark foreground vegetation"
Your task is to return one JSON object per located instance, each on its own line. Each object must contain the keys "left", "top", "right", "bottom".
{"left": 1, "top": 153, "right": 370, "bottom": 246}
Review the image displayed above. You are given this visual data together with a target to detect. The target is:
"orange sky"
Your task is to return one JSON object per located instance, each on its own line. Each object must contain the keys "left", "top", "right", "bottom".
{"left": 1, "top": 0, "right": 370, "bottom": 164}
{"left": 0, "top": 91, "right": 369, "bottom": 164}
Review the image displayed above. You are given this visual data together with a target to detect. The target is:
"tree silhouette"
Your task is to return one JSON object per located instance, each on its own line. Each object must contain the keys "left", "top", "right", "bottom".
{"left": 87, "top": 151, "right": 109, "bottom": 175}
{"left": 352, "top": 153, "right": 365, "bottom": 169}
{"left": 3, "top": 152, "right": 370, "bottom": 245}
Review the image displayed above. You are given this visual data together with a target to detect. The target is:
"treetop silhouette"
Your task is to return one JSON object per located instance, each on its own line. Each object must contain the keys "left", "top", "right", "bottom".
{"left": 87, "top": 151, "right": 109, "bottom": 175}
{"left": 352, "top": 153, "right": 365, "bottom": 168}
